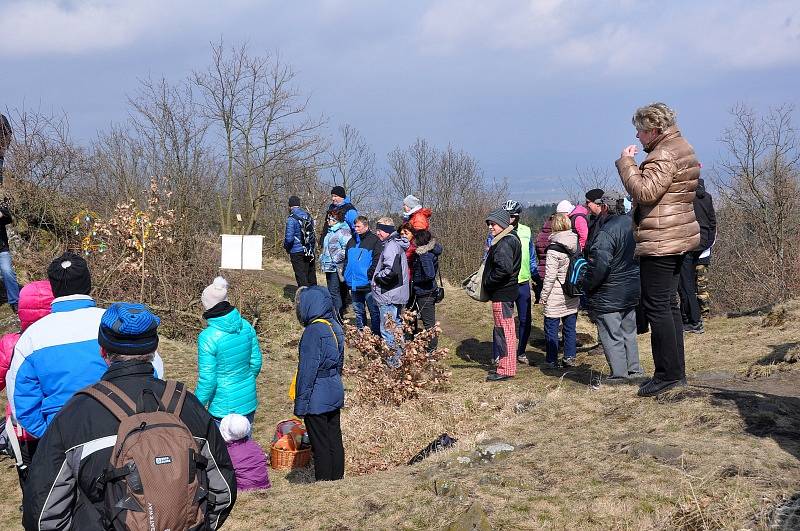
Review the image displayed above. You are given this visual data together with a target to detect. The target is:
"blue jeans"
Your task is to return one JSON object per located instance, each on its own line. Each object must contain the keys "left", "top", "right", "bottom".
{"left": 544, "top": 313, "right": 577, "bottom": 364}
{"left": 325, "top": 271, "right": 343, "bottom": 315}
{"left": 515, "top": 283, "right": 532, "bottom": 357}
{"left": 352, "top": 290, "right": 380, "bottom": 335}
{"left": 379, "top": 303, "right": 403, "bottom": 363}
{"left": 0, "top": 252, "right": 20, "bottom": 306}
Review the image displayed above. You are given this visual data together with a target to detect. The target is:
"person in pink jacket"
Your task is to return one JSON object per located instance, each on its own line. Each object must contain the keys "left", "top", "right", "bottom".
{"left": 569, "top": 189, "right": 605, "bottom": 251}
{"left": 0, "top": 280, "right": 54, "bottom": 486}
{"left": 219, "top": 413, "right": 271, "bottom": 491}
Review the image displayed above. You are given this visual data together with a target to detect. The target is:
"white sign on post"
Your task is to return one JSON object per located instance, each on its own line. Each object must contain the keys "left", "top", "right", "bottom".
{"left": 220, "top": 234, "right": 263, "bottom": 270}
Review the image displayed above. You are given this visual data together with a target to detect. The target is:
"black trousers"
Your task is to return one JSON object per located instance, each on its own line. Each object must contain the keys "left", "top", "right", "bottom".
{"left": 15, "top": 438, "right": 39, "bottom": 488}
{"left": 304, "top": 409, "right": 344, "bottom": 481}
{"left": 289, "top": 252, "right": 317, "bottom": 287}
{"left": 416, "top": 293, "right": 438, "bottom": 350}
{"left": 640, "top": 255, "right": 685, "bottom": 382}
{"left": 678, "top": 252, "right": 701, "bottom": 325}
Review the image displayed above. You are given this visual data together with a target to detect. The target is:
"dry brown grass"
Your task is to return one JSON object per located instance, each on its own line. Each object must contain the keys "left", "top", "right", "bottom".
{"left": 0, "top": 259, "right": 797, "bottom": 529}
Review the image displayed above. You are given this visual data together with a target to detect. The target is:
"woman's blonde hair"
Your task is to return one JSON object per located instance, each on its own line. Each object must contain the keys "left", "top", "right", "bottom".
{"left": 551, "top": 213, "right": 571, "bottom": 233}
{"left": 632, "top": 102, "right": 677, "bottom": 131}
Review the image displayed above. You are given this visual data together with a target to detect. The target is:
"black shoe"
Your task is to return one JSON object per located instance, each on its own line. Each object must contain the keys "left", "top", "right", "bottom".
{"left": 486, "top": 373, "right": 513, "bottom": 382}
{"left": 683, "top": 322, "right": 704, "bottom": 334}
{"left": 604, "top": 376, "right": 629, "bottom": 385}
{"left": 10, "top": 303, "right": 17, "bottom": 314}
{"left": 561, "top": 357, "right": 578, "bottom": 368}
{"left": 637, "top": 378, "right": 682, "bottom": 397}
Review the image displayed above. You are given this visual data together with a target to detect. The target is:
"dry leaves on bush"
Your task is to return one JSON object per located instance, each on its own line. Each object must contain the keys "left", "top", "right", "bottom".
{"left": 343, "top": 310, "right": 450, "bottom": 406}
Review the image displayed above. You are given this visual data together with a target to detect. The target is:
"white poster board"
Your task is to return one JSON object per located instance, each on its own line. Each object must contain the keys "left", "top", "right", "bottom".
{"left": 220, "top": 234, "right": 263, "bottom": 270}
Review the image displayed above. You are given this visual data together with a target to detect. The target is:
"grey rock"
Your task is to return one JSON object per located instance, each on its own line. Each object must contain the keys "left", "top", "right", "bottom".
{"left": 432, "top": 479, "right": 466, "bottom": 500}
{"left": 477, "top": 439, "right": 515, "bottom": 461}
{"left": 447, "top": 502, "right": 491, "bottom": 531}
{"left": 627, "top": 441, "right": 683, "bottom": 465}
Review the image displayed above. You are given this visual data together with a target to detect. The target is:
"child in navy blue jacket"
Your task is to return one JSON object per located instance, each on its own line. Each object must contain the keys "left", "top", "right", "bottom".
{"left": 293, "top": 286, "right": 345, "bottom": 481}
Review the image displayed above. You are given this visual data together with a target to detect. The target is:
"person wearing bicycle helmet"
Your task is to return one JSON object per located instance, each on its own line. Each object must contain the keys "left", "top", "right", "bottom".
{"left": 503, "top": 201, "right": 538, "bottom": 365}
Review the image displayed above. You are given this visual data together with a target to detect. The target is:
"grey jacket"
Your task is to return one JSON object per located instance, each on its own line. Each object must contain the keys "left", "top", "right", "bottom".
{"left": 371, "top": 233, "right": 410, "bottom": 306}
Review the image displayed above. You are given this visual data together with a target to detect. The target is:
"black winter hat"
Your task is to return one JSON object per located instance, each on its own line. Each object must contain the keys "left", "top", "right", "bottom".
{"left": 288, "top": 195, "right": 301, "bottom": 207}
{"left": 331, "top": 185, "right": 346, "bottom": 199}
{"left": 47, "top": 252, "right": 91, "bottom": 298}
{"left": 485, "top": 208, "right": 511, "bottom": 229}
{"left": 585, "top": 188, "right": 605, "bottom": 203}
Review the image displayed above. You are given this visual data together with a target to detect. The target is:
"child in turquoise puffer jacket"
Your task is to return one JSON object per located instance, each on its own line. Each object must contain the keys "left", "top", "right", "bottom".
{"left": 196, "top": 277, "right": 262, "bottom": 422}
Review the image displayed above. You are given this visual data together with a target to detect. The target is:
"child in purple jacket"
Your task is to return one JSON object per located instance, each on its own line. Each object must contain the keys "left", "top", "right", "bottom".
{"left": 220, "top": 414, "right": 271, "bottom": 491}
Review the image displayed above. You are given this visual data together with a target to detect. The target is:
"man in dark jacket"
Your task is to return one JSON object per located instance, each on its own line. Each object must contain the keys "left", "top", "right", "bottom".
{"left": 284, "top": 195, "right": 317, "bottom": 287}
{"left": 0, "top": 113, "right": 11, "bottom": 185}
{"left": 343, "top": 216, "right": 383, "bottom": 335}
{"left": 582, "top": 191, "right": 642, "bottom": 381}
{"left": 482, "top": 208, "right": 521, "bottom": 381}
{"left": 679, "top": 178, "right": 716, "bottom": 332}
{"left": 0, "top": 202, "right": 21, "bottom": 311}
{"left": 410, "top": 229, "right": 443, "bottom": 350}
{"left": 23, "top": 303, "right": 236, "bottom": 530}
{"left": 694, "top": 177, "right": 717, "bottom": 319}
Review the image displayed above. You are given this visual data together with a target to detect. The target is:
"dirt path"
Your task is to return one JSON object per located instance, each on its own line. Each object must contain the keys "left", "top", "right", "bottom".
{"left": 691, "top": 370, "right": 800, "bottom": 398}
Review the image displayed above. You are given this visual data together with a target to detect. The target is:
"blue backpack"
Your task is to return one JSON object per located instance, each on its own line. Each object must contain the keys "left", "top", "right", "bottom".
{"left": 546, "top": 242, "right": 587, "bottom": 298}
{"left": 344, "top": 236, "right": 373, "bottom": 290}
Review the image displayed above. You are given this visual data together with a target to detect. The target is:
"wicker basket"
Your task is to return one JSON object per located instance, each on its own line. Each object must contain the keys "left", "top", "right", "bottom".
{"left": 270, "top": 445, "right": 312, "bottom": 470}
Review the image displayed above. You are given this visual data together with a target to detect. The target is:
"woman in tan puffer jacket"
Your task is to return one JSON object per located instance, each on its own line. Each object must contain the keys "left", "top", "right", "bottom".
{"left": 616, "top": 102, "right": 700, "bottom": 398}
{"left": 541, "top": 213, "right": 580, "bottom": 368}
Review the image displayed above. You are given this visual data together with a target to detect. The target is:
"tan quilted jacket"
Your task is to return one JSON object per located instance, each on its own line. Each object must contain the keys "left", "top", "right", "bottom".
{"left": 616, "top": 126, "right": 701, "bottom": 257}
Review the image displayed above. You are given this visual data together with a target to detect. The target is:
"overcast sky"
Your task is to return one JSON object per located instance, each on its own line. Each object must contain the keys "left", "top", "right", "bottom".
{"left": 2, "top": 0, "right": 799, "bottom": 202}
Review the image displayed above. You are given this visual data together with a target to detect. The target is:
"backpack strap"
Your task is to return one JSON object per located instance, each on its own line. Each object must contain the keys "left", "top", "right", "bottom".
{"left": 311, "top": 318, "right": 339, "bottom": 350}
{"left": 78, "top": 382, "right": 137, "bottom": 421}
{"left": 546, "top": 242, "right": 572, "bottom": 256}
{"left": 161, "top": 381, "right": 188, "bottom": 417}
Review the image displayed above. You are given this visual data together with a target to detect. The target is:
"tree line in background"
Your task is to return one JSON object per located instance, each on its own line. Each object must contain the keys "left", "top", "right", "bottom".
{"left": 2, "top": 42, "right": 798, "bottom": 320}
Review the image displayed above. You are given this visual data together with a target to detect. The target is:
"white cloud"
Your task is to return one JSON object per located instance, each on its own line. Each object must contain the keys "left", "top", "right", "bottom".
{"left": 0, "top": 0, "right": 256, "bottom": 57}
{"left": 416, "top": 0, "right": 800, "bottom": 74}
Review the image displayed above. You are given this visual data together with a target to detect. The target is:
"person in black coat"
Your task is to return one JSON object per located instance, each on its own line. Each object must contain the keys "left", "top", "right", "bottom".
{"left": 481, "top": 208, "right": 521, "bottom": 381}
{"left": 0, "top": 113, "right": 11, "bottom": 185}
{"left": 679, "top": 177, "right": 716, "bottom": 332}
{"left": 411, "top": 229, "right": 443, "bottom": 349}
{"left": 582, "top": 191, "right": 642, "bottom": 381}
{"left": 693, "top": 177, "right": 716, "bottom": 318}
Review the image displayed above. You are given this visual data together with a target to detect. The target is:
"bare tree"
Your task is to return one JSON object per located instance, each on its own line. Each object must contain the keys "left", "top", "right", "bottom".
{"left": 327, "top": 123, "right": 376, "bottom": 207}
{"left": 384, "top": 139, "right": 506, "bottom": 280}
{"left": 712, "top": 103, "right": 800, "bottom": 310}
{"left": 6, "top": 107, "right": 84, "bottom": 192}
{"left": 194, "top": 41, "right": 327, "bottom": 234}
{"left": 387, "top": 137, "right": 437, "bottom": 205}
{"left": 559, "top": 165, "right": 614, "bottom": 204}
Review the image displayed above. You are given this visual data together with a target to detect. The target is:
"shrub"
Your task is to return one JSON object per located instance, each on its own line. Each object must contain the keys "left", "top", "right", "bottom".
{"left": 343, "top": 310, "right": 450, "bottom": 406}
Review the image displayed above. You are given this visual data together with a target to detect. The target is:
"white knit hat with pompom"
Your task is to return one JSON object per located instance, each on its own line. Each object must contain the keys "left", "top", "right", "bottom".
{"left": 201, "top": 276, "right": 229, "bottom": 310}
